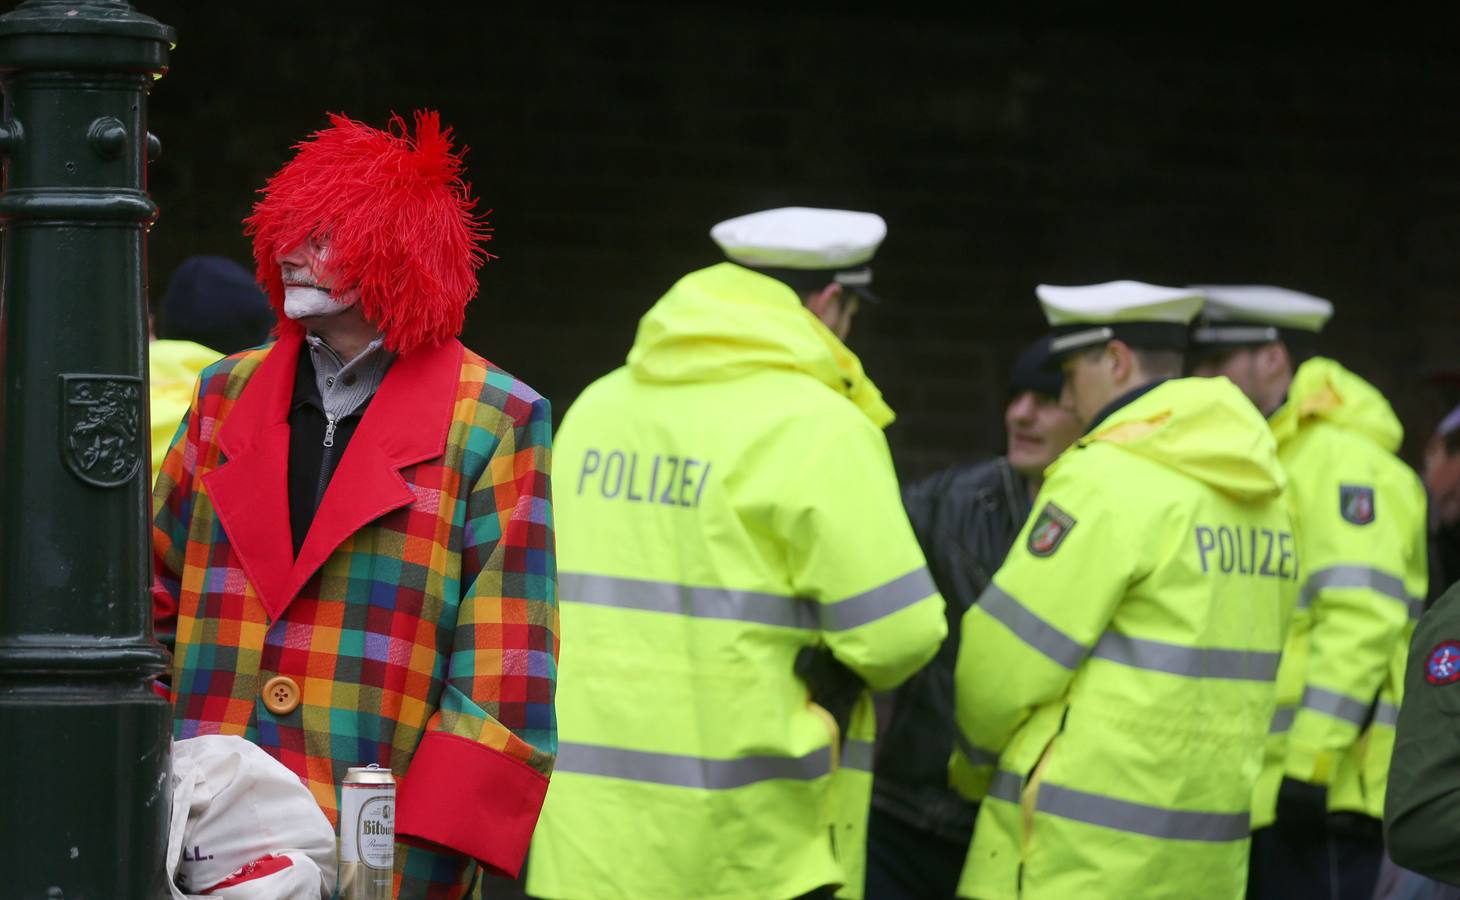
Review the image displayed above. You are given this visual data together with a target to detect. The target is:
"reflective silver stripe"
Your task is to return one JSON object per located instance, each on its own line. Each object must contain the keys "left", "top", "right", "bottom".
{"left": 843, "top": 739, "right": 874, "bottom": 772}
{"left": 1036, "top": 783, "right": 1250, "bottom": 843}
{"left": 560, "top": 570, "right": 935, "bottom": 632}
{"left": 955, "top": 730, "right": 1001, "bottom": 768}
{"left": 1192, "top": 325, "right": 1280, "bottom": 345}
{"left": 1269, "top": 706, "right": 1295, "bottom": 735}
{"left": 1299, "top": 565, "right": 1421, "bottom": 619}
{"left": 1301, "top": 686, "right": 1370, "bottom": 726}
{"left": 988, "top": 769, "right": 1024, "bottom": 803}
{"left": 821, "top": 568, "right": 937, "bottom": 632}
{"left": 1375, "top": 701, "right": 1400, "bottom": 727}
{"left": 1091, "top": 632, "right": 1281, "bottom": 681}
{"left": 559, "top": 572, "right": 818, "bottom": 630}
{"left": 1050, "top": 326, "right": 1114, "bottom": 354}
{"left": 978, "top": 585, "right": 1089, "bottom": 669}
{"left": 556, "top": 742, "right": 832, "bottom": 790}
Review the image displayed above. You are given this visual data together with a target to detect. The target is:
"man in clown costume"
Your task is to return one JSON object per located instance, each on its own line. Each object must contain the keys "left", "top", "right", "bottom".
{"left": 151, "top": 111, "right": 557, "bottom": 899}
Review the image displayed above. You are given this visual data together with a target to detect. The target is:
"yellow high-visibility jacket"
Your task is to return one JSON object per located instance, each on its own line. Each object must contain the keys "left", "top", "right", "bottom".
{"left": 148, "top": 338, "right": 220, "bottom": 486}
{"left": 527, "top": 263, "right": 946, "bottom": 900}
{"left": 950, "top": 377, "right": 1298, "bottom": 900}
{"left": 1251, "top": 358, "right": 1427, "bottom": 826}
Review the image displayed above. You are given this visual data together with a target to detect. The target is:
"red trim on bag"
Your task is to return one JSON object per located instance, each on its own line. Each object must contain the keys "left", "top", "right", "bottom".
{"left": 396, "top": 731, "right": 549, "bottom": 878}
{"left": 202, "top": 853, "right": 293, "bottom": 893}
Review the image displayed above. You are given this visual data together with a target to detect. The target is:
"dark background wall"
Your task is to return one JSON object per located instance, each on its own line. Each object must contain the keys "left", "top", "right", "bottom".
{"left": 131, "top": 1, "right": 1460, "bottom": 476}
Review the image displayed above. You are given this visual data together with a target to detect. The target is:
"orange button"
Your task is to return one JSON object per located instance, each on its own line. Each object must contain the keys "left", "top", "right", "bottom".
{"left": 261, "top": 675, "right": 300, "bottom": 715}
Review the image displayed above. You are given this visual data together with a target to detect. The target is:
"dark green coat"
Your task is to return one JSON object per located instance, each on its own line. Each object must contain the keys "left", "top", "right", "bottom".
{"left": 1386, "top": 580, "right": 1460, "bottom": 886}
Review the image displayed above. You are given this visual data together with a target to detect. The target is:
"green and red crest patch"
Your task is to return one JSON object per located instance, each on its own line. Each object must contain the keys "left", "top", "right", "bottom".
{"left": 1340, "top": 484, "right": 1375, "bottom": 526}
{"left": 1028, "top": 502, "right": 1077, "bottom": 557}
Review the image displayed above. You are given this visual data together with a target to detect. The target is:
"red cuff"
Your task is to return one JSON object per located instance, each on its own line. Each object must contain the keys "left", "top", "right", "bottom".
{"left": 151, "top": 679, "right": 172, "bottom": 701}
{"left": 396, "top": 731, "right": 549, "bottom": 878}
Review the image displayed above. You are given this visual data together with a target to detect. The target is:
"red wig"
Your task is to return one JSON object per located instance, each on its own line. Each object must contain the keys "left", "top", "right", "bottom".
{"left": 244, "top": 110, "right": 490, "bottom": 354}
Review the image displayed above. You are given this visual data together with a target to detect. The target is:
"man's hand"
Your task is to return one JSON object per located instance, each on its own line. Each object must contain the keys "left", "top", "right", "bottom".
{"left": 795, "top": 646, "right": 865, "bottom": 738}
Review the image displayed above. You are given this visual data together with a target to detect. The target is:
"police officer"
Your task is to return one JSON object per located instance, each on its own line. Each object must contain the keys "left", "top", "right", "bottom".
{"left": 527, "top": 207, "right": 947, "bottom": 900}
{"left": 951, "top": 281, "right": 1297, "bottom": 899}
{"left": 867, "top": 336, "right": 1080, "bottom": 900}
{"left": 1189, "top": 285, "right": 1427, "bottom": 900}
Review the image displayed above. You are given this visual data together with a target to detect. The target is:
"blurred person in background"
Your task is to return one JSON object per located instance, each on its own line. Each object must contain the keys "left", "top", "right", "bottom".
{"left": 951, "top": 281, "right": 1295, "bottom": 899}
{"left": 867, "top": 335, "right": 1079, "bottom": 900}
{"left": 1189, "top": 285, "right": 1426, "bottom": 900}
{"left": 148, "top": 254, "right": 272, "bottom": 484}
{"left": 1423, "top": 403, "right": 1460, "bottom": 603}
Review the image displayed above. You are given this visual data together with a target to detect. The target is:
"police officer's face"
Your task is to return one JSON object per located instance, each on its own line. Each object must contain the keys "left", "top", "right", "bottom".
{"left": 1191, "top": 343, "right": 1292, "bottom": 415}
{"left": 1006, "top": 390, "right": 1082, "bottom": 477}
{"left": 1193, "top": 348, "right": 1261, "bottom": 403}
{"left": 1059, "top": 348, "right": 1118, "bottom": 426}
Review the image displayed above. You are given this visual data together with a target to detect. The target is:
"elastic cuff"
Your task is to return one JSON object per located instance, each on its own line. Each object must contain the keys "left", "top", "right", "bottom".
{"left": 396, "top": 732, "right": 549, "bottom": 878}
{"left": 949, "top": 753, "right": 994, "bottom": 802}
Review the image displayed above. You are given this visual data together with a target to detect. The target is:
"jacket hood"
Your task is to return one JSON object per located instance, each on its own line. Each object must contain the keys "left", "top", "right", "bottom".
{"left": 1270, "top": 357, "right": 1403, "bottom": 453}
{"left": 626, "top": 263, "right": 894, "bottom": 427}
{"left": 1060, "top": 377, "right": 1286, "bottom": 501}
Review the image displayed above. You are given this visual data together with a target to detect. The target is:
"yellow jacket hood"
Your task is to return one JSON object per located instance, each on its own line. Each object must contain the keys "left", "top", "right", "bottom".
{"left": 1270, "top": 356, "right": 1404, "bottom": 454}
{"left": 626, "top": 263, "right": 894, "bottom": 427}
{"left": 1062, "top": 377, "right": 1287, "bottom": 502}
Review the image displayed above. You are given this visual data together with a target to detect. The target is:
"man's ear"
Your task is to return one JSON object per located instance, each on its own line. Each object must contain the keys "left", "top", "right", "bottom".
{"left": 1255, "top": 341, "right": 1290, "bottom": 380}
{"left": 1107, "top": 339, "right": 1136, "bottom": 382}
{"left": 804, "top": 283, "right": 841, "bottom": 319}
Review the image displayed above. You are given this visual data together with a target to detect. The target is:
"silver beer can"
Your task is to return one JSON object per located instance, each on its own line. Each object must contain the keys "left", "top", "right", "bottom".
{"left": 339, "top": 764, "right": 396, "bottom": 900}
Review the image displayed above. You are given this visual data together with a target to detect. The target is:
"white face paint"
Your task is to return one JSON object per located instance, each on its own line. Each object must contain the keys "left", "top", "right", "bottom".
{"left": 283, "top": 286, "right": 353, "bottom": 320}
{"left": 278, "top": 235, "right": 360, "bottom": 320}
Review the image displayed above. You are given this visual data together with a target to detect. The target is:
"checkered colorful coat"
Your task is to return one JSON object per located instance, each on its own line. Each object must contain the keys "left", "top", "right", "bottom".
{"left": 152, "top": 330, "right": 557, "bottom": 898}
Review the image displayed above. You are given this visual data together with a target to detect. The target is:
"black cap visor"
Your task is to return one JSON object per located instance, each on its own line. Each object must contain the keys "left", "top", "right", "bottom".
{"left": 1043, "top": 321, "right": 1190, "bottom": 370}
{"left": 1189, "top": 320, "right": 1317, "bottom": 354}
{"left": 750, "top": 265, "right": 881, "bottom": 304}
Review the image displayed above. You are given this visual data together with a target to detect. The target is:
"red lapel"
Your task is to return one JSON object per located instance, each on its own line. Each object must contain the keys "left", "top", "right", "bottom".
{"left": 203, "top": 332, "right": 464, "bottom": 621}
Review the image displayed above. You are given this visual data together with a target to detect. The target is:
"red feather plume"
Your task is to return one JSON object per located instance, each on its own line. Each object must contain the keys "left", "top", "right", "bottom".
{"left": 244, "top": 110, "right": 492, "bottom": 354}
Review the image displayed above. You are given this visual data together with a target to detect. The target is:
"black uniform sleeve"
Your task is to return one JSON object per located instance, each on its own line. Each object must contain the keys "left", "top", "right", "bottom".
{"left": 1385, "top": 581, "right": 1460, "bottom": 886}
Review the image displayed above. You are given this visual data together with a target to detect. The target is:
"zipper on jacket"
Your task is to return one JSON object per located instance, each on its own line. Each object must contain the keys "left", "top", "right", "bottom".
{"left": 315, "top": 414, "right": 339, "bottom": 511}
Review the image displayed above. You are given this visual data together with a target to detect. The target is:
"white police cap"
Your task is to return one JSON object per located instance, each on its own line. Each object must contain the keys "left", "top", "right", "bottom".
{"left": 1189, "top": 285, "right": 1333, "bottom": 348}
{"left": 712, "top": 207, "right": 885, "bottom": 269}
{"left": 1037, "top": 280, "right": 1204, "bottom": 358}
{"left": 711, "top": 207, "right": 886, "bottom": 300}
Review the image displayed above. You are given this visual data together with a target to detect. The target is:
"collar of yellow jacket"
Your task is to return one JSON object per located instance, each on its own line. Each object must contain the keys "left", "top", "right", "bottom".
{"left": 1268, "top": 356, "right": 1403, "bottom": 453}
{"left": 150, "top": 338, "right": 224, "bottom": 381}
{"left": 1054, "top": 376, "right": 1286, "bottom": 501}
{"left": 626, "top": 262, "right": 895, "bottom": 428}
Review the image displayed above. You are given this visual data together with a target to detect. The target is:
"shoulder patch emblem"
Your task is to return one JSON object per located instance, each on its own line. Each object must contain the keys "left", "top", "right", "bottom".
{"left": 1028, "top": 502, "right": 1077, "bottom": 557}
{"left": 1340, "top": 484, "right": 1376, "bottom": 526}
{"left": 1426, "top": 641, "right": 1460, "bottom": 686}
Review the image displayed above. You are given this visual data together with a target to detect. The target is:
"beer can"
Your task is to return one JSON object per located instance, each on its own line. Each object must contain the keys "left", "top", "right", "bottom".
{"left": 338, "top": 764, "right": 395, "bottom": 900}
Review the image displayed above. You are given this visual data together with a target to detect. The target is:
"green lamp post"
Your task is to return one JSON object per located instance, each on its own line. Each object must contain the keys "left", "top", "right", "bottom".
{"left": 0, "top": 1, "right": 175, "bottom": 896}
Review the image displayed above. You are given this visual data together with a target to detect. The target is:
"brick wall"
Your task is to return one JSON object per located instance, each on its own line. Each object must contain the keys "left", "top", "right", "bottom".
{"left": 137, "top": 2, "right": 1460, "bottom": 477}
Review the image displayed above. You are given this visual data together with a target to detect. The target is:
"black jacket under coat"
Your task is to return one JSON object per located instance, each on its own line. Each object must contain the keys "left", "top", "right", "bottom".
{"left": 873, "top": 456, "right": 1033, "bottom": 842}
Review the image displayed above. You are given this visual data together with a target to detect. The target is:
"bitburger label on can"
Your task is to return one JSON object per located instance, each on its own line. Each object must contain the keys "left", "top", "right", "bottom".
{"left": 339, "top": 764, "right": 395, "bottom": 900}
